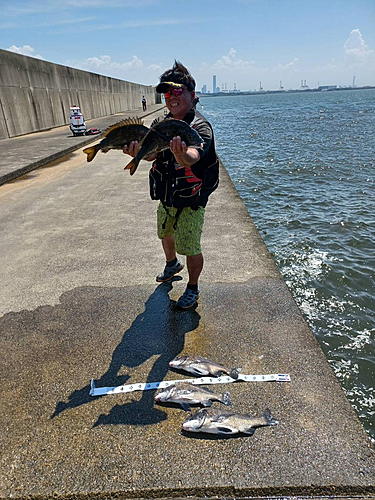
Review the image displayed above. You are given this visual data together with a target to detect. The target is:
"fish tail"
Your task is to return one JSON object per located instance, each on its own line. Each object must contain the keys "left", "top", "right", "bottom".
{"left": 222, "top": 392, "right": 232, "bottom": 406}
{"left": 124, "top": 158, "right": 139, "bottom": 176}
{"left": 83, "top": 145, "right": 100, "bottom": 162}
{"left": 263, "top": 408, "right": 279, "bottom": 426}
{"left": 229, "top": 367, "right": 242, "bottom": 380}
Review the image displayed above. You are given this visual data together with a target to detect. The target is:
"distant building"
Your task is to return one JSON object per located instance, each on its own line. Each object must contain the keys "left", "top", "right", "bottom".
{"left": 213, "top": 75, "right": 217, "bottom": 94}
{"left": 202, "top": 84, "right": 207, "bottom": 94}
{"left": 317, "top": 85, "right": 337, "bottom": 91}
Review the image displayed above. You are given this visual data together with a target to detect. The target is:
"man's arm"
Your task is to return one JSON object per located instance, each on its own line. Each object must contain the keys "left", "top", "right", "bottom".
{"left": 169, "top": 136, "right": 201, "bottom": 167}
{"left": 170, "top": 117, "right": 213, "bottom": 167}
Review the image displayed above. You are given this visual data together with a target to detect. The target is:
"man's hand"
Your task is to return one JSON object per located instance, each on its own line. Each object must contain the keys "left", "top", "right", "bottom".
{"left": 170, "top": 136, "right": 201, "bottom": 167}
{"left": 123, "top": 141, "right": 140, "bottom": 157}
{"left": 170, "top": 135, "right": 188, "bottom": 156}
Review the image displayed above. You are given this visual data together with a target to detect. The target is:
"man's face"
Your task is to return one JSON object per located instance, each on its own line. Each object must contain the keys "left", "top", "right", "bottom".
{"left": 165, "top": 86, "right": 195, "bottom": 120}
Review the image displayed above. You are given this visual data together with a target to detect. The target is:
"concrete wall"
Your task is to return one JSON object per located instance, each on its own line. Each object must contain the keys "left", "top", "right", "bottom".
{"left": 0, "top": 49, "right": 161, "bottom": 139}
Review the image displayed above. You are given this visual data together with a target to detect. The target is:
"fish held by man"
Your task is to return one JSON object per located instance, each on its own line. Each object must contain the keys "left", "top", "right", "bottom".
{"left": 154, "top": 381, "right": 232, "bottom": 412}
{"left": 83, "top": 117, "right": 148, "bottom": 162}
{"left": 124, "top": 118, "right": 204, "bottom": 176}
{"left": 182, "top": 408, "right": 279, "bottom": 435}
{"left": 169, "top": 355, "right": 241, "bottom": 380}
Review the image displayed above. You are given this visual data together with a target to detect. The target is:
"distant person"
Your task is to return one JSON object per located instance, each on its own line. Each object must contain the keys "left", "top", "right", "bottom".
{"left": 123, "top": 61, "right": 219, "bottom": 309}
{"left": 142, "top": 95, "right": 147, "bottom": 111}
{"left": 193, "top": 96, "right": 203, "bottom": 110}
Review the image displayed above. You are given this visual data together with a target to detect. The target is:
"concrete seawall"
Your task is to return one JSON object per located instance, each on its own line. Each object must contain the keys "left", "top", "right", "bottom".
{"left": 0, "top": 49, "right": 160, "bottom": 139}
{"left": 0, "top": 107, "right": 374, "bottom": 499}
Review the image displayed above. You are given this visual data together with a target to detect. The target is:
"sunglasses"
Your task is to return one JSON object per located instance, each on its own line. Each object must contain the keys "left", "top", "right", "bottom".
{"left": 164, "top": 88, "right": 184, "bottom": 98}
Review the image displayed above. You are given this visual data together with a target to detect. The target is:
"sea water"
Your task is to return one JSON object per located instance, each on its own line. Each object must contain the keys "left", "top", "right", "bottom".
{"left": 201, "top": 89, "right": 375, "bottom": 443}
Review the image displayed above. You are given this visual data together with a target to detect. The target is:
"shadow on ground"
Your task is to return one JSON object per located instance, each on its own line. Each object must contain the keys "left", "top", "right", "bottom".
{"left": 50, "top": 280, "right": 200, "bottom": 427}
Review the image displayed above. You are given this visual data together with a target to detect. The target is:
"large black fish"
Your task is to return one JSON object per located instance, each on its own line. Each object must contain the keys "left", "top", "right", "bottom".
{"left": 83, "top": 117, "right": 148, "bottom": 162}
{"left": 124, "top": 118, "right": 204, "bottom": 175}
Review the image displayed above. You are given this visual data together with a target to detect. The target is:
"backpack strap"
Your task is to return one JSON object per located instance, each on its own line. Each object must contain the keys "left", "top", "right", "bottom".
{"left": 161, "top": 205, "right": 184, "bottom": 230}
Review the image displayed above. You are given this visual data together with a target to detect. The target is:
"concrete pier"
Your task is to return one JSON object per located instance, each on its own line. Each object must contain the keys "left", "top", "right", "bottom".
{"left": 0, "top": 106, "right": 374, "bottom": 499}
{"left": 0, "top": 49, "right": 160, "bottom": 140}
{"left": 0, "top": 103, "right": 165, "bottom": 186}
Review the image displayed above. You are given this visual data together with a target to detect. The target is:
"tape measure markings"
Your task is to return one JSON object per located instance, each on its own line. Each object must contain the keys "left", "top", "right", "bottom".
{"left": 89, "top": 373, "right": 291, "bottom": 397}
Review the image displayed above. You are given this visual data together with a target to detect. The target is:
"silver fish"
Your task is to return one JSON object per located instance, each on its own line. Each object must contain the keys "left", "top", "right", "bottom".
{"left": 182, "top": 408, "right": 279, "bottom": 435}
{"left": 154, "top": 381, "right": 231, "bottom": 412}
{"left": 169, "top": 355, "right": 241, "bottom": 380}
{"left": 124, "top": 118, "right": 204, "bottom": 175}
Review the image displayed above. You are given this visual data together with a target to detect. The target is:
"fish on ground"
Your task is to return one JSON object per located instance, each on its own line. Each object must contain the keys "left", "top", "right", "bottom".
{"left": 169, "top": 355, "right": 241, "bottom": 380}
{"left": 124, "top": 118, "right": 204, "bottom": 175}
{"left": 154, "top": 381, "right": 232, "bottom": 412}
{"left": 182, "top": 408, "right": 279, "bottom": 435}
{"left": 83, "top": 117, "right": 148, "bottom": 162}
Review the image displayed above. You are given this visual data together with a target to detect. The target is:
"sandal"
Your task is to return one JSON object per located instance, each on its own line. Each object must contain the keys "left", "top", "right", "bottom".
{"left": 177, "top": 288, "right": 200, "bottom": 309}
{"left": 156, "top": 259, "right": 184, "bottom": 282}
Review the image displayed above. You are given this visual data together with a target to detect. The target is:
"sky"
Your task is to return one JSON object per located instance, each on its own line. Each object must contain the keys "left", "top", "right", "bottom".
{"left": 1, "top": 0, "right": 375, "bottom": 92}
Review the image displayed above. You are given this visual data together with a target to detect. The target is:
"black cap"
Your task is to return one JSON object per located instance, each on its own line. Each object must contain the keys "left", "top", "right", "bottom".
{"left": 156, "top": 61, "right": 195, "bottom": 93}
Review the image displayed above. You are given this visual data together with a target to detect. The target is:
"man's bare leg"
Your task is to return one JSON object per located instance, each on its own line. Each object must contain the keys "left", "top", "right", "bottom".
{"left": 161, "top": 234, "right": 176, "bottom": 262}
{"left": 186, "top": 253, "right": 203, "bottom": 285}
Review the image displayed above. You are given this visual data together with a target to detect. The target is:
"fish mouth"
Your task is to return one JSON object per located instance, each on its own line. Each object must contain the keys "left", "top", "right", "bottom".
{"left": 182, "top": 424, "right": 195, "bottom": 431}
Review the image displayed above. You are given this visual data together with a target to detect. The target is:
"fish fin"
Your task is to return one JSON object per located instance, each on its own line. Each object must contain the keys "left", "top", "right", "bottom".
{"left": 229, "top": 368, "right": 242, "bottom": 380}
{"left": 124, "top": 158, "right": 138, "bottom": 175}
{"left": 83, "top": 145, "right": 99, "bottom": 162}
{"left": 188, "top": 143, "right": 204, "bottom": 150}
{"left": 222, "top": 392, "right": 232, "bottom": 406}
{"left": 217, "top": 426, "right": 235, "bottom": 434}
{"left": 191, "top": 367, "right": 207, "bottom": 376}
{"left": 103, "top": 117, "right": 144, "bottom": 137}
{"left": 263, "top": 408, "right": 279, "bottom": 426}
{"left": 243, "top": 428, "right": 256, "bottom": 436}
{"left": 181, "top": 402, "right": 191, "bottom": 412}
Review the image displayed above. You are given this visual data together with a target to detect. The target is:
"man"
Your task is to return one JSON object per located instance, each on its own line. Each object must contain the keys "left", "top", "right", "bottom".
{"left": 142, "top": 95, "right": 147, "bottom": 111}
{"left": 124, "top": 61, "right": 219, "bottom": 308}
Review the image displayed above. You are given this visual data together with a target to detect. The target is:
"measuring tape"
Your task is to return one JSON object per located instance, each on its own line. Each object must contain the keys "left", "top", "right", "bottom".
{"left": 90, "top": 373, "right": 291, "bottom": 397}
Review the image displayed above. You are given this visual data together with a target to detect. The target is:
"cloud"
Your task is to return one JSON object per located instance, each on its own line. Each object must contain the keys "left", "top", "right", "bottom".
{"left": 212, "top": 48, "right": 255, "bottom": 70}
{"left": 67, "top": 54, "right": 163, "bottom": 84}
{"left": 317, "top": 28, "right": 375, "bottom": 79}
{"left": 210, "top": 48, "right": 299, "bottom": 77}
{"left": 277, "top": 58, "right": 299, "bottom": 70}
{"left": 344, "top": 29, "right": 374, "bottom": 62}
{"left": 6, "top": 45, "right": 44, "bottom": 60}
{"left": 3, "top": 0, "right": 156, "bottom": 16}
{"left": 196, "top": 48, "right": 303, "bottom": 89}
{"left": 81, "top": 56, "right": 151, "bottom": 70}
{"left": 49, "top": 17, "right": 202, "bottom": 35}
{"left": 39, "top": 16, "right": 96, "bottom": 27}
